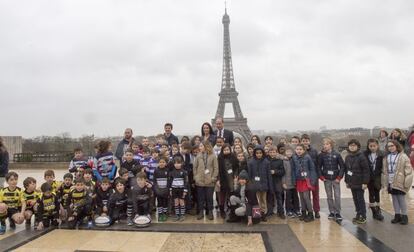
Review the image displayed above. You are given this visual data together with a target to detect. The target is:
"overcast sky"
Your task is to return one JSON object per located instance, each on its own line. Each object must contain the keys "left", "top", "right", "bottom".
{"left": 1, "top": 0, "right": 413, "bottom": 138}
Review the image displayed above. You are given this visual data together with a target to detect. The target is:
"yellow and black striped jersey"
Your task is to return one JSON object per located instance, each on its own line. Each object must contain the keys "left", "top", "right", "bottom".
{"left": 50, "top": 180, "right": 62, "bottom": 194}
{"left": 0, "top": 187, "right": 24, "bottom": 209}
{"left": 23, "top": 190, "right": 42, "bottom": 209}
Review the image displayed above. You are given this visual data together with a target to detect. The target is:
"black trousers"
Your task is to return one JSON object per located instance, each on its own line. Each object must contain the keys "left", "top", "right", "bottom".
{"left": 285, "top": 188, "right": 300, "bottom": 213}
{"left": 197, "top": 186, "right": 214, "bottom": 212}
{"left": 368, "top": 184, "right": 380, "bottom": 204}
{"left": 351, "top": 188, "right": 366, "bottom": 218}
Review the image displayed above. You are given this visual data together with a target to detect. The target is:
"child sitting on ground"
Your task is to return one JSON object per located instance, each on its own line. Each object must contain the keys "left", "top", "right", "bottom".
{"left": 0, "top": 172, "right": 26, "bottom": 234}
{"left": 66, "top": 178, "right": 93, "bottom": 229}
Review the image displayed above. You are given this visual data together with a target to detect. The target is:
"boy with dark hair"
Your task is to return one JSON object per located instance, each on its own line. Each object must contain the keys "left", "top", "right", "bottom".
{"left": 22, "top": 177, "right": 40, "bottom": 226}
{"left": 57, "top": 173, "right": 73, "bottom": 222}
{"left": 301, "top": 134, "right": 321, "bottom": 219}
{"left": 290, "top": 136, "right": 300, "bottom": 147}
{"left": 121, "top": 149, "right": 141, "bottom": 187}
{"left": 344, "top": 139, "right": 370, "bottom": 224}
{"left": 66, "top": 178, "right": 93, "bottom": 229}
{"left": 169, "top": 156, "right": 189, "bottom": 221}
{"left": 0, "top": 172, "right": 25, "bottom": 234}
{"left": 131, "top": 142, "right": 143, "bottom": 162}
{"left": 36, "top": 183, "right": 60, "bottom": 230}
{"left": 108, "top": 178, "right": 128, "bottom": 224}
{"left": 95, "top": 177, "right": 113, "bottom": 217}
{"left": 44, "top": 170, "right": 61, "bottom": 194}
{"left": 68, "top": 147, "right": 88, "bottom": 179}
{"left": 140, "top": 147, "right": 156, "bottom": 182}
{"left": 153, "top": 157, "right": 169, "bottom": 222}
{"left": 83, "top": 168, "right": 96, "bottom": 198}
{"left": 268, "top": 145, "right": 286, "bottom": 219}
{"left": 130, "top": 172, "right": 152, "bottom": 221}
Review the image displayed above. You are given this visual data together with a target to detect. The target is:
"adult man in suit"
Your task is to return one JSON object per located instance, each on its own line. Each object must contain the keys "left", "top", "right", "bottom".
{"left": 214, "top": 117, "right": 234, "bottom": 146}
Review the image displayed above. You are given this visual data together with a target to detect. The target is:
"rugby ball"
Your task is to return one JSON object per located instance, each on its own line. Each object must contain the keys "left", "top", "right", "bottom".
{"left": 133, "top": 215, "right": 151, "bottom": 228}
{"left": 94, "top": 216, "right": 111, "bottom": 227}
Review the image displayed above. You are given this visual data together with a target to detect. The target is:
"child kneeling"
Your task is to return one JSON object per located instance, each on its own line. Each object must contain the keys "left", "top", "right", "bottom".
{"left": 227, "top": 170, "right": 259, "bottom": 226}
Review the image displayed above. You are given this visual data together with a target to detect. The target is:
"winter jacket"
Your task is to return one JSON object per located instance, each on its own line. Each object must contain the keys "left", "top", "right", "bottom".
{"left": 382, "top": 152, "right": 413, "bottom": 193}
{"left": 292, "top": 154, "right": 318, "bottom": 186}
{"left": 282, "top": 158, "right": 295, "bottom": 189}
{"left": 268, "top": 157, "right": 285, "bottom": 193}
{"left": 0, "top": 150, "right": 9, "bottom": 177}
{"left": 121, "top": 160, "right": 141, "bottom": 180}
{"left": 247, "top": 146, "right": 273, "bottom": 192}
{"left": 317, "top": 150, "right": 345, "bottom": 181}
{"left": 306, "top": 146, "right": 318, "bottom": 165}
{"left": 363, "top": 150, "right": 384, "bottom": 190}
{"left": 193, "top": 152, "right": 219, "bottom": 187}
{"left": 164, "top": 133, "right": 179, "bottom": 146}
{"left": 115, "top": 138, "right": 134, "bottom": 160}
{"left": 344, "top": 151, "right": 370, "bottom": 189}
{"left": 218, "top": 153, "right": 239, "bottom": 192}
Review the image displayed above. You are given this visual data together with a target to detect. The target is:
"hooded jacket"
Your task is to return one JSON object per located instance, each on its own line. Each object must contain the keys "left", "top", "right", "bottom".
{"left": 344, "top": 149, "right": 370, "bottom": 189}
{"left": 247, "top": 146, "right": 273, "bottom": 192}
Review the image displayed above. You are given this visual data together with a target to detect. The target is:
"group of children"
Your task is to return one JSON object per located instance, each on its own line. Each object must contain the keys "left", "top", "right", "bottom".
{"left": 0, "top": 131, "right": 413, "bottom": 234}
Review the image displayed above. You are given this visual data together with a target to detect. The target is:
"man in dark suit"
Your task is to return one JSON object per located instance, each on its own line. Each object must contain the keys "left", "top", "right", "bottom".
{"left": 214, "top": 117, "right": 234, "bottom": 146}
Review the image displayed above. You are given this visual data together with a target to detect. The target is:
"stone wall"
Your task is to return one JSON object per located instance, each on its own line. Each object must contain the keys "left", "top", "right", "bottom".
{"left": 9, "top": 162, "right": 68, "bottom": 170}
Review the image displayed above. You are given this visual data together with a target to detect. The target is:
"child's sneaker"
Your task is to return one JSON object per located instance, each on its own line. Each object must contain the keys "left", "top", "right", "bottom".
{"left": 287, "top": 212, "right": 294, "bottom": 218}
{"left": 173, "top": 215, "right": 180, "bottom": 222}
{"left": 127, "top": 217, "right": 133, "bottom": 226}
{"left": 87, "top": 221, "right": 93, "bottom": 229}
{"left": 179, "top": 215, "right": 185, "bottom": 222}
{"left": 335, "top": 213, "right": 343, "bottom": 221}
{"left": 328, "top": 213, "right": 335, "bottom": 219}
{"left": 352, "top": 215, "right": 360, "bottom": 224}
{"left": 356, "top": 216, "right": 367, "bottom": 224}
{"left": 158, "top": 214, "right": 165, "bottom": 222}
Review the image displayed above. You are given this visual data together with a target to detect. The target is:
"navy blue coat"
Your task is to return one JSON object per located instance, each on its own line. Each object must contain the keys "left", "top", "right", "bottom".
{"left": 292, "top": 154, "right": 318, "bottom": 186}
{"left": 247, "top": 146, "right": 273, "bottom": 192}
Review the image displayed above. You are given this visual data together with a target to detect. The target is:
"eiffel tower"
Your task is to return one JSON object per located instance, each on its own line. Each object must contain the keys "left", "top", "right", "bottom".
{"left": 212, "top": 7, "right": 252, "bottom": 143}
